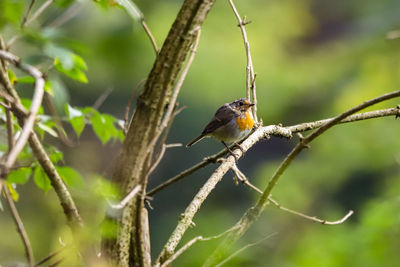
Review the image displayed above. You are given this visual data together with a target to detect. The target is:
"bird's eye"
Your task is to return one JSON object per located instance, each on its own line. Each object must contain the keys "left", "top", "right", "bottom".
{"left": 239, "top": 102, "right": 244, "bottom": 106}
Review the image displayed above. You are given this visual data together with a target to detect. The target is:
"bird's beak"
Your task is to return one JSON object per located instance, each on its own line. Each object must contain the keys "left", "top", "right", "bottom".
{"left": 248, "top": 103, "right": 255, "bottom": 107}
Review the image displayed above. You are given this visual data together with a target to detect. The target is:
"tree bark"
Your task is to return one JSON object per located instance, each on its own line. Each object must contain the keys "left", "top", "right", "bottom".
{"left": 101, "top": 0, "right": 216, "bottom": 266}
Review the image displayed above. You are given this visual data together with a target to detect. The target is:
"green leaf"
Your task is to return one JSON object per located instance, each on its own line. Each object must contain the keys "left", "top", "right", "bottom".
{"left": 37, "top": 122, "right": 58, "bottom": 138}
{"left": 71, "top": 116, "right": 85, "bottom": 138}
{"left": 7, "top": 69, "right": 18, "bottom": 84}
{"left": 33, "top": 167, "right": 52, "bottom": 192}
{"left": 57, "top": 166, "right": 84, "bottom": 189}
{"left": 54, "top": 57, "right": 88, "bottom": 83}
{"left": 6, "top": 182, "right": 19, "bottom": 202}
{"left": 49, "top": 150, "right": 64, "bottom": 163}
{"left": 65, "top": 105, "right": 85, "bottom": 137}
{"left": 44, "top": 80, "right": 54, "bottom": 95}
{"left": 8, "top": 167, "right": 32, "bottom": 184}
{"left": 17, "top": 76, "right": 35, "bottom": 84}
{"left": 116, "top": 0, "right": 143, "bottom": 22}
{"left": 90, "top": 112, "right": 111, "bottom": 144}
{"left": 44, "top": 44, "right": 88, "bottom": 83}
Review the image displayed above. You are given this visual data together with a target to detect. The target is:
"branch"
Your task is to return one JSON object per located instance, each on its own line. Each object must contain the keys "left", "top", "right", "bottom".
{"left": 141, "top": 19, "right": 159, "bottom": 54}
{"left": 156, "top": 125, "right": 291, "bottom": 264}
{"left": 228, "top": 0, "right": 258, "bottom": 123}
{"left": 148, "top": 143, "right": 182, "bottom": 176}
{"left": 231, "top": 164, "right": 353, "bottom": 224}
{"left": 3, "top": 181, "right": 35, "bottom": 267}
{"left": 22, "top": 0, "right": 37, "bottom": 27}
{"left": 0, "top": 50, "right": 83, "bottom": 228}
{"left": 148, "top": 106, "right": 400, "bottom": 196}
{"left": 159, "top": 226, "right": 239, "bottom": 267}
{"left": 7, "top": 0, "right": 55, "bottom": 48}
{"left": 214, "top": 232, "right": 277, "bottom": 267}
{"left": 204, "top": 90, "right": 400, "bottom": 266}
{"left": 268, "top": 197, "right": 354, "bottom": 225}
{"left": 34, "top": 246, "right": 65, "bottom": 267}
{"left": 107, "top": 185, "right": 142, "bottom": 210}
{"left": 0, "top": 50, "right": 45, "bottom": 172}
{"left": 124, "top": 79, "right": 146, "bottom": 134}
{"left": 147, "top": 28, "right": 201, "bottom": 155}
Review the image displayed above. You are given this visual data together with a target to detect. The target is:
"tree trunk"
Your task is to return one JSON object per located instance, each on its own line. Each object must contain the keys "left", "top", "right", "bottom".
{"left": 101, "top": 0, "right": 216, "bottom": 266}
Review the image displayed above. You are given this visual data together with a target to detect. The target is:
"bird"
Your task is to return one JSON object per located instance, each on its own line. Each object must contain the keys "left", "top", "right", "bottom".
{"left": 186, "top": 98, "right": 255, "bottom": 158}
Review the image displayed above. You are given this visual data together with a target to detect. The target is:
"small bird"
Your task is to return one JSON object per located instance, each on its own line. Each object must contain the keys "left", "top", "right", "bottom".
{"left": 186, "top": 98, "right": 255, "bottom": 157}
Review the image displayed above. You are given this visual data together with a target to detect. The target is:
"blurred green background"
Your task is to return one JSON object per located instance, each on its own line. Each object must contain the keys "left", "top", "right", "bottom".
{"left": 1, "top": 0, "right": 400, "bottom": 266}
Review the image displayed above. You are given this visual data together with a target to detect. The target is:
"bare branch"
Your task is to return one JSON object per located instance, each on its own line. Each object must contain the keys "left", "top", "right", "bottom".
{"left": 7, "top": 0, "right": 55, "bottom": 48}
{"left": 159, "top": 226, "right": 239, "bottom": 267}
{"left": 124, "top": 79, "right": 146, "bottom": 134}
{"left": 0, "top": 49, "right": 82, "bottom": 228}
{"left": 3, "top": 181, "right": 35, "bottom": 267}
{"left": 214, "top": 232, "right": 277, "bottom": 267}
{"left": 147, "top": 147, "right": 229, "bottom": 197}
{"left": 4, "top": 101, "right": 15, "bottom": 152}
{"left": 148, "top": 106, "right": 400, "bottom": 196}
{"left": 232, "top": 164, "right": 354, "bottom": 224}
{"left": 228, "top": 0, "right": 258, "bottom": 123}
{"left": 204, "top": 90, "right": 400, "bottom": 266}
{"left": 22, "top": 0, "right": 37, "bottom": 27}
{"left": 0, "top": 50, "right": 45, "bottom": 171}
{"left": 108, "top": 185, "right": 142, "bottom": 210}
{"left": 92, "top": 87, "right": 113, "bottom": 110}
{"left": 34, "top": 246, "right": 65, "bottom": 267}
{"left": 148, "top": 143, "right": 182, "bottom": 176}
{"left": 141, "top": 19, "right": 159, "bottom": 54}
{"left": 268, "top": 197, "right": 354, "bottom": 225}
{"left": 26, "top": 0, "right": 54, "bottom": 26}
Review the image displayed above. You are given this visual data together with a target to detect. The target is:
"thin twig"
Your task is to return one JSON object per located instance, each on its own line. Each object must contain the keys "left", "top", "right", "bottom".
{"left": 124, "top": 79, "right": 146, "bottom": 134}
{"left": 21, "top": 0, "right": 37, "bottom": 27}
{"left": 92, "top": 87, "right": 113, "bottom": 110}
{"left": 268, "top": 197, "right": 354, "bottom": 225}
{"left": 3, "top": 181, "right": 35, "bottom": 267}
{"left": 147, "top": 148, "right": 229, "bottom": 197}
{"left": 34, "top": 246, "right": 65, "bottom": 267}
{"left": 232, "top": 164, "right": 354, "bottom": 224}
{"left": 148, "top": 143, "right": 182, "bottom": 175}
{"left": 44, "top": 94, "right": 73, "bottom": 147}
{"left": 0, "top": 50, "right": 45, "bottom": 171}
{"left": 108, "top": 185, "right": 142, "bottom": 210}
{"left": 159, "top": 226, "right": 240, "bottom": 267}
{"left": 7, "top": 0, "right": 55, "bottom": 48}
{"left": 26, "top": 0, "right": 55, "bottom": 26}
{"left": 214, "top": 232, "right": 277, "bottom": 267}
{"left": 141, "top": 19, "right": 159, "bottom": 55}
{"left": 5, "top": 101, "right": 15, "bottom": 152}
{"left": 46, "top": 1, "right": 84, "bottom": 29}
{"left": 228, "top": 0, "right": 258, "bottom": 123}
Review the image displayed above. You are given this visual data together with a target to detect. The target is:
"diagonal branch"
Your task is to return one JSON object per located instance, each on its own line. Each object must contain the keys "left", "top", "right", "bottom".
{"left": 148, "top": 106, "right": 400, "bottom": 197}
{"left": 3, "top": 181, "right": 35, "bottom": 267}
{"left": 231, "top": 164, "right": 354, "bottom": 224}
{"left": 0, "top": 50, "right": 45, "bottom": 173}
{"left": 0, "top": 50, "right": 82, "bottom": 228}
{"left": 203, "top": 90, "right": 400, "bottom": 266}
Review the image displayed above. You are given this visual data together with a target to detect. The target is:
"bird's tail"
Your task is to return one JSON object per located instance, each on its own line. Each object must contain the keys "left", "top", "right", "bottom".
{"left": 186, "top": 135, "right": 205, "bottom": 147}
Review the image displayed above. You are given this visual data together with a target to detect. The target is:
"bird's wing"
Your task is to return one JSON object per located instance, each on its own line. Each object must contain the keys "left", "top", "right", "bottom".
{"left": 201, "top": 104, "right": 238, "bottom": 135}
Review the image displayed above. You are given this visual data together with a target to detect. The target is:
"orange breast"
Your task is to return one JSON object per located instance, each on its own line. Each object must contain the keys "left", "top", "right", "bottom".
{"left": 236, "top": 110, "right": 254, "bottom": 131}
